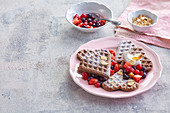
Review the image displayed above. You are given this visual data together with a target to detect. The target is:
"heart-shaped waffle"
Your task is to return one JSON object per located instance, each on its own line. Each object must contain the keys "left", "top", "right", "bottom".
{"left": 115, "top": 40, "right": 136, "bottom": 68}
{"left": 141, "top": 56, "right": 153, "bottom": 72}
{"left": 77, "top": 49, "right": 111, "bottom": 78}
{"left": 102, "top": 71, "right": 139, "bottom": 92}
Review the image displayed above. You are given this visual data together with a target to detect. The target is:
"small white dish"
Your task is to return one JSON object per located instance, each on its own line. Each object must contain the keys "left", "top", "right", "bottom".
{"left": 66, "top": 2, "right": 112, "bottom": 32}
{"left": 128, "top": 9, "right": 158, "bottom": 32}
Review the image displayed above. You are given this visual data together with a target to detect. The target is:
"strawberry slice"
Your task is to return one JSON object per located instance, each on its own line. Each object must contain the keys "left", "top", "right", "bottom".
{"left": 72, "top": 18, "right": 82, "bottom": 25}
{"left": 73, "top": 14, "right": 79, "bottom": 19}
{"left": 109, "top": 50, "right": 116, "bottom": 56}
{"left": 111, "top": 54, "right": 115, "bottom": 60}
{"left": 88, "top": 79, "right": 98, "bottom": 85}
{"left": 123, "top": 62, "right": 131, "bottom": 69}
{"left": 114, "top": 63, "right": 119, "bottom": 72}
{"left": 110, "top": 69, "right": 115, "bottom": 76}
{"left": 133, "top": 75, "right": 142, "bottom": 82}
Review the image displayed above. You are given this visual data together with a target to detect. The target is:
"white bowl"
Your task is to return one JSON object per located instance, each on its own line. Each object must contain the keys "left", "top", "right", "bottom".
{"left": 127, "top": 9, "right": 158, "bottom": 32}
{"left": 66, "top": 2, "right": 112, "bottom": 32}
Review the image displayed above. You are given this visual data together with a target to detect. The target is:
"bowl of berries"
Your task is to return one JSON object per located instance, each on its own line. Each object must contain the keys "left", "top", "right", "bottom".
{"left": 66, "top": 2, "right": 112, "bottom": 32}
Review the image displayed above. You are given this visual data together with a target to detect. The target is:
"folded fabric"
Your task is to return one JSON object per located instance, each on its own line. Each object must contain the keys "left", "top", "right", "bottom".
{"left": 115, "top": 0, "right": 170, "bottom": 49}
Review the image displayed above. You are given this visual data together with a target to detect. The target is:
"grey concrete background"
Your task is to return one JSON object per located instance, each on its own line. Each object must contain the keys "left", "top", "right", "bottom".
{"left": 0, "top": 0, "right": 170, "bottom": 113}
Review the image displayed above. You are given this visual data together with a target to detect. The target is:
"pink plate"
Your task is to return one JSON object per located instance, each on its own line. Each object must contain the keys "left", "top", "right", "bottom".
{"left": 69, "top": 37, "right": 162, "bottom": 98}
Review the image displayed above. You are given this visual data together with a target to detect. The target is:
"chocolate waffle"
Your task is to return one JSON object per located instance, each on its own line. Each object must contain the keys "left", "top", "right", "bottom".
{"left": 77, "top": 49, "right": 111, "bottom": 78}
{"left": 129, "top": 47, "right": 146, "bottom": 56}
{"left": 141, "top": 56, "right": 153, "bottom": 72}
{"left": 102, "top": 70, "right": 139, "bottom": 92}
{"left": 115, "top": 40, "right": 136, "bottom": 68}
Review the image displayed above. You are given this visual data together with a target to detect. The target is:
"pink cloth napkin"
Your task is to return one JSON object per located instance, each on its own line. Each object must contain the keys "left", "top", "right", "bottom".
{"left": 115, "top": 0, "right": 170, "bottom": 49}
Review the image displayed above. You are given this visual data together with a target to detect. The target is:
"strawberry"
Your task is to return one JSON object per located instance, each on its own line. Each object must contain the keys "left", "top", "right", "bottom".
{"left": 78, "top": 23, "right": 83, "bottom": 27}
{"left": 126, "top": 66, "right": 132, "bottom": 73}
{"left": 111, "top": 54, "right": 115, "bottom": 60}
{"left": 94, "top": 82, "right": 101, "bottom": 88}
{"left": 72, "top": 18, "right": 82, "bottom": 25}
{"left": 80, "top": 14, "right": 87, "bottom": 19}
{"left": 114, "top": 63, "right": 119, "bottom": 72}
{"left": 133, "top": 75, "right": 142, "bottom": 82}
{"left": 134, "top": 69, "right": 140, "bottom": 75}
{"left": 88, "top": 79, "right": 98, "bottom": 85}
{"left": 82, "top": 72, "right": 89, "bottom": 80}
{"left": 73, "top": 14, "right": 79, "bottom": 19}
{"left": 136, "top": 64, "right": 142, "bottom": 70}
{"left": 140, "top": 71, "right": 143, "bottom": 76}
{"left": 123, "top": 62, "right": 131, "bottom": 69}
{"left": 110, "top": 69, "right": 115, "bottom": 76}
{"left": 109, "top": 50, "right": 116, "bottom": 56}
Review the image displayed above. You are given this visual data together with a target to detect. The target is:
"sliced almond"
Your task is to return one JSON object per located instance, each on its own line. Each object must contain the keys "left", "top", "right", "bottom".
{"left": 127, "top": 79, "right": 135, "bottom": 86}
{"left": 100, "top": 60, "right": 108, "bottom": 65}
{"left": 129, "top": 60, "right": 135, "bottom": 66}
{"left": 101, "top": 56, "right": 107, "bottom": 60}
{"left": 117, "top": 71, "right": 123, "bottom": 76}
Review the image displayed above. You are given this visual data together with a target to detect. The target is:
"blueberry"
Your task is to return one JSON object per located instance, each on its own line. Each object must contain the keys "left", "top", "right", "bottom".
{"left": 91, "top": 15, "right": 95, "bottom": 20}
{"left": 111, "top": 66, "right": 114, "bottom": 70}
{"left": 96, "top": 22, "right": 101, "bottom": 27}
{"left": 132, "top": 66, "right": 136, "bottom": 70}
{"left": 142, "top": 72, "right": 147, "bottom": 79}
{"left": 92, "top": 20, "right": 96, "bottom": 23}
{"left": 141, "top": 67, "right": 146, "bottom": 72}
{"left": 111, "top": 59, "right": 113, "bottom": 62}
{"left": 123, "top": 69, "right": 126, "bottom": 74}
{"left": 104, "top": 50, "right": 108, "bottom": 52}
{"left": 99, "top": 77, "right": 106, "bottom": 82}
{"left": 88, "top": 77, "right": 93, "bottom": 82}
{"left": 92, "top": 23, "right": 96, "bottom": 27}
{"left": 91, "top": 74, "right": 99, "bottom": 78}
{"left": 81, "top": 25, "right": 87, "bottom": 28}
{"left": 87, "top": 18, "right": 92, "bottom": 22}
{"left": 81, "top": 18, "right": 86, "bottom": 23}
{"left": 123, "top": 74, "right": 129, "bottom": 80}
{"left": 87, "top": 14, "right": 92, "bottom": 18}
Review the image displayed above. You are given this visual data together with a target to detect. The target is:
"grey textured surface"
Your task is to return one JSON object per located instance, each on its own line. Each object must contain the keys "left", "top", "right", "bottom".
{"left": 0, "top": 0, "right": 170, "bottom": 113}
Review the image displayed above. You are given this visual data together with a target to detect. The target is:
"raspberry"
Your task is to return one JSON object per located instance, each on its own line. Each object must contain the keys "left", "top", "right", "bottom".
{"left": 94, "top": 82, "right": 101, "bottom": 88}
{"left": 82, "top": 72, "right": 88, "bottom": 80}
